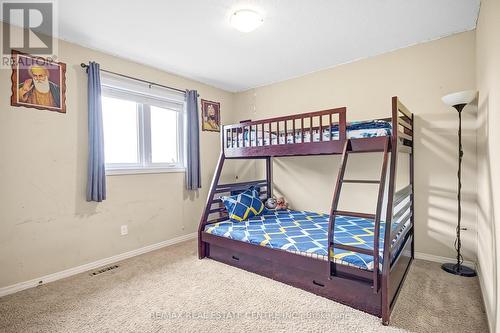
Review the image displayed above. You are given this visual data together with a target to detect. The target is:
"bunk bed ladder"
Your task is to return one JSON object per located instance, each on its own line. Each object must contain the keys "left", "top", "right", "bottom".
{"left": 328, "top": 137, "right": 390, "bottom": 294}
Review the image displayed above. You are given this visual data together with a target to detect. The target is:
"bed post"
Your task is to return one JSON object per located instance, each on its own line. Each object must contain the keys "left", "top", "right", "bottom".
{"left": 327, "top": 109, "right": 348, "bottom": 279}
{"left": 410, "top": 113, "right": 415, "bottom": 259}
{"left": 198, "top": 128, "right": 227, "bottom": 259}
{"left": 198, "top": 152, "right": 225, "bottom": 259}
{"left": 381, "top": 97, "right": 399, "bottom": 325}
{"left": 266, "top": 157, "right": 273, "bottom": 199}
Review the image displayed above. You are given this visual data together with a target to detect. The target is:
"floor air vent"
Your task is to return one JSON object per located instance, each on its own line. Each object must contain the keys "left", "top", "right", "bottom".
{"left": 90, "top": 265, "right": 119, "bottom": 276}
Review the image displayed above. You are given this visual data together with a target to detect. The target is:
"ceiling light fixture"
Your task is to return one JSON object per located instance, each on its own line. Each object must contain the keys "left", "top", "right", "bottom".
{"left": 230, "top": 9, "right": 264, "bottom": 33}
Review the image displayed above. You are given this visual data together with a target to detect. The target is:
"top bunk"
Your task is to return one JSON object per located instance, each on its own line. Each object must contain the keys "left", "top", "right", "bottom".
{"left": 222, "top": 96, "right": 413, "bottom": 158}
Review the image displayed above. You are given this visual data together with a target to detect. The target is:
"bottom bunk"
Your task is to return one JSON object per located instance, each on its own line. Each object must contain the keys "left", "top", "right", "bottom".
{"left": 204, "top": 209, "right": 411, "bottom": 271}
{"left": 201, "top": 225, "right": 413, "bottom": 320}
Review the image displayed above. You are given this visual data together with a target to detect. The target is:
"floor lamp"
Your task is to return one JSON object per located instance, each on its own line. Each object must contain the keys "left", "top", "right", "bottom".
{"left": 441, "top": 90, "right": 477, "bottom": 277}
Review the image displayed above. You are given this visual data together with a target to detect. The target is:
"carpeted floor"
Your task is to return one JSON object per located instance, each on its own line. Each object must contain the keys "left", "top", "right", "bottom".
{"left": 0, "top": 239, "right": 488, "bottom": 333}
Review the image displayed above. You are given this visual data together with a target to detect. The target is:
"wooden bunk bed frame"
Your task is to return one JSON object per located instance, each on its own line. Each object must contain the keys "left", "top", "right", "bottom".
{"left": 198, "top": 96, "right": 414, "bottom": 325}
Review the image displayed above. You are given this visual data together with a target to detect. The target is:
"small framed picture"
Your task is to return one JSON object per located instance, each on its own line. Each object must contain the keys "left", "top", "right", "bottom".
{"left": 201, "top": 99, "right": 220, "bottom": 132}
{"left": 10, "top": 50, "right": 67, "bottom": 113}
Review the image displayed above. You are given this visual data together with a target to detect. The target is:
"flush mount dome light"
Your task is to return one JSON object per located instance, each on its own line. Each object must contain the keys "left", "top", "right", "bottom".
{"left": 230, "top": 9, "right": 264, "bottom": 32}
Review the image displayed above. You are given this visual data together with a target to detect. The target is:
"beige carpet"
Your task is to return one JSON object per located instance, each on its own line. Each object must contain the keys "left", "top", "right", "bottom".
{"left": 0, "top": 239, "right": 488, "bottom": 333}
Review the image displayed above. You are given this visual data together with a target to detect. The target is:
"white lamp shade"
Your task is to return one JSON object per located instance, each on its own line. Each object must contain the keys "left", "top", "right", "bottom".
{"left": 441, "top": 90, "right": 477, "bottom": 107}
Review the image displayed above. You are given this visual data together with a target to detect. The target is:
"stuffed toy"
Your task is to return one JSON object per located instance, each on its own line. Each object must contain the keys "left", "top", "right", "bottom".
{"left": 265, "top": 197, "right": 277, "bottom": 210}
{"left": 276, "top": 197, "right": 289, "bottom": 210}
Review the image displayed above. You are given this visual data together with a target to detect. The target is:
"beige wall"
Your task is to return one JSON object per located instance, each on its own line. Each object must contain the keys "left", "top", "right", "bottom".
{"left": 476, "top": 0, "right": 500, "bottom": 331}
{"left": 0, "top": 22, "right": 485, "bottom": 310}
{"left": 0, "top": 23, "right": 237, "bottom": 288}
{"left": 233, "top": 32, "right": 477, "bottom": 263}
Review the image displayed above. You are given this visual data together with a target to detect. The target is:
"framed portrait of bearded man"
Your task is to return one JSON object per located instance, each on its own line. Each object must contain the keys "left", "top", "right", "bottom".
{"left": 11, "top": 50, "right": 67, "bottom": 114}
{"left": 201, "top": 99, "right": 220, "bottom": 132}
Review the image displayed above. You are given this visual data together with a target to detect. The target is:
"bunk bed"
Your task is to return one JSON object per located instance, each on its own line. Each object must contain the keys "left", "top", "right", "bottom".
{"left": 198, "top": 96, "right": 414, "bottom": 325}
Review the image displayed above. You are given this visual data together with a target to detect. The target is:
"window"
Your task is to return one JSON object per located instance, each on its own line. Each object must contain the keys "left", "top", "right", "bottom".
{"left": 101, "top": 74, "right": 185, "bottom": 174}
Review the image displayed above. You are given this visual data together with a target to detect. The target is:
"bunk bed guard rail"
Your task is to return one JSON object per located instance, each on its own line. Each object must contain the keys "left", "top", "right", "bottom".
{"left": 222, "top": 107, "right": 347, "bottom": 158}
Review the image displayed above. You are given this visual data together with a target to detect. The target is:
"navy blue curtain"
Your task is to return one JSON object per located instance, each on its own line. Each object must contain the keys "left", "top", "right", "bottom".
{"left": 186, "top": 90, "right": 201, "bottom": 190}
{"left": 86, "top": 62, "right": 106, "bottom": 202}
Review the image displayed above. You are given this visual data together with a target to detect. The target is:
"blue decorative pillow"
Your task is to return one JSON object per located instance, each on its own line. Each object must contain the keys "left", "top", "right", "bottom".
{"left": 221, "top": 186, "right": 265, "bottom": 222}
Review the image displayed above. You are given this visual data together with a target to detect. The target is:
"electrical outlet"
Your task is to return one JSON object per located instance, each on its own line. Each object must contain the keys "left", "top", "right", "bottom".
{"left": 120, "top": 225, "right": 128, "bottom": 236}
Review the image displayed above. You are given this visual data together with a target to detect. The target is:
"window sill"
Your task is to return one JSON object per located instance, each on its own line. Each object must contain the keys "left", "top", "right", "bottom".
{"left": 106, "top": 168, "right": 185, "bottom": 176}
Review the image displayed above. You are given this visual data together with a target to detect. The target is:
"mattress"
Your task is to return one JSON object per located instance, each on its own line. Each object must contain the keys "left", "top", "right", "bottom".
{"left": 204, "top": 207, "right": 410, "bottom": 271}
{"left": 227, "top": 120, "right": 392, "bottom": 148}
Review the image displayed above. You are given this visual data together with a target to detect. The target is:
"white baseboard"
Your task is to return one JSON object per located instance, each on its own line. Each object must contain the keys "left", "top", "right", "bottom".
{"left": 414, "top": 251, "right": 476, "bottom": 269}
{"left": 0, "top": 232, "right": 197, "bottom": 298}
{"left": 0, "top": 242, "right": 480, "bottom": 299}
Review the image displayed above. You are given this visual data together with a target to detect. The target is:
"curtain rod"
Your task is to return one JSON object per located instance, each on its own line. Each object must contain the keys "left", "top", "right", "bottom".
{"left": 80, "top": 63, "right": 194, "bottom": 95}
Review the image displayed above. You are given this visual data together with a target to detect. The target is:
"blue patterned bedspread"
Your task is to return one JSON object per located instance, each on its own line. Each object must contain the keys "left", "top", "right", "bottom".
{"left": 205, "top": 209, "right": 409, "bottom": 271}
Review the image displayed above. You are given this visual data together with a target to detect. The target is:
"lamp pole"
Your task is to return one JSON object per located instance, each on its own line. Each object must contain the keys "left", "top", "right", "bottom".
{"left": 456, "top": 103, "right": 465, "bottom": 272}
{"left": 441, "top": 103, "right": 476, "bottom": 277}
